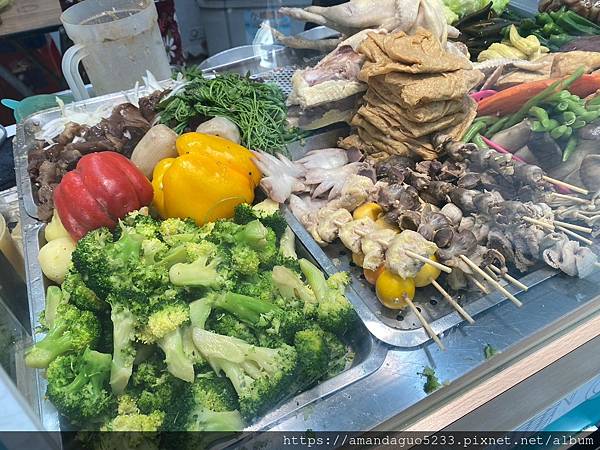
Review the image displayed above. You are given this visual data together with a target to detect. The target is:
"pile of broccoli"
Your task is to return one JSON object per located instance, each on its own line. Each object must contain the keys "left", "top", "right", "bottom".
{"left": 26, "top": 201, "right": 357, "bottom": 439}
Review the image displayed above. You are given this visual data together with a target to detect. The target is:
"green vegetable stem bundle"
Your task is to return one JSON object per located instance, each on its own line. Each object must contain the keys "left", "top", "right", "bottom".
{"left": 158, "top": 70, "right": 296, "bottom": 155}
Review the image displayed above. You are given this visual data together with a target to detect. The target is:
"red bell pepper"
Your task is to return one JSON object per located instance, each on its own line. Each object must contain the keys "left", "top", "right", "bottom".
{"left": 54, "top": 152, "right": 153, "bottom": 240}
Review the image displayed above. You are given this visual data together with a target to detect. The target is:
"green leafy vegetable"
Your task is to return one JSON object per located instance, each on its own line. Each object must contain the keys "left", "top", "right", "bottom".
{"left": 158, "top": 70, "right": 297, "bottom": 154}
{"left": 484, "top": 344, "right": 499, "bottom": 359}
{"left": 419, "top": 367, "right": 442, "bottom": 394}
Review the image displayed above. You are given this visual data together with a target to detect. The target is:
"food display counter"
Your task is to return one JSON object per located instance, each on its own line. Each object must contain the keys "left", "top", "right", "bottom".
{"left": 4, "top": 0, "right": 600, "bottom": 447}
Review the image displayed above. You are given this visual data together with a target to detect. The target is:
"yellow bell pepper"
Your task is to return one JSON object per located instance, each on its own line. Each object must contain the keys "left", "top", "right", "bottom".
{"left": 152, "top": 151, "right": 255, "bottom": 225}
{"left": 176, "top": 132, "right": 261, "bottom": 188}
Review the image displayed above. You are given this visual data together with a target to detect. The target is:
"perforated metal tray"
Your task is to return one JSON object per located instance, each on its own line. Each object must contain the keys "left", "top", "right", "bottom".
{"left": 285, "top": 130, "right": 560, "bottom": 348}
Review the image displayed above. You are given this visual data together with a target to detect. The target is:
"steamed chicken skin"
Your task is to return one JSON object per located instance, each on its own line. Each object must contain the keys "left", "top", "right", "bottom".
{"left": 339, "top": 217, "right": 377, "bottom": 254}
{"left": 361, "top": 228, "right": 398, "bottom": 270}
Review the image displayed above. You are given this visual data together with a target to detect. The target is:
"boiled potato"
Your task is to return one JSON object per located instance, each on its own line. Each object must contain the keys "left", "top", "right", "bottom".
{"left": 45, "top": 212, "right": 71, "bottom": 242}
{"left": 38, "top": 237, "right": 76, "bottom": 284}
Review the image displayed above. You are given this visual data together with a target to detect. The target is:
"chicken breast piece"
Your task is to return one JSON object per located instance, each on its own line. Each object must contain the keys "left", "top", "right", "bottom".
{"left": 316, "top": 208, "right": 353, "bottom": 243}
{"left": 386, "top": 230, "right": 438, "bottom": 278}
{"left": 339, "top": 217, "right": 377, "bottom": 254}
{"left": 361, "top": 228, "right": 398, "bottom": 270}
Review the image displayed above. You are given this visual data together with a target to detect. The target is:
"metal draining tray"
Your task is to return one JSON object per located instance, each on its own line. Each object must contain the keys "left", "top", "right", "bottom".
{"left": 286, "top": 130, "right": 560, "bottom": 348}
{"left": 19, "top": 211, "right": 387, "bottom": 432}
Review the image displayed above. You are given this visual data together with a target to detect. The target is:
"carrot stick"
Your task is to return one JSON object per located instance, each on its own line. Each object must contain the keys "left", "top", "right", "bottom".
{"left": 478, "top": 73, "right": 600, "bottom": 117}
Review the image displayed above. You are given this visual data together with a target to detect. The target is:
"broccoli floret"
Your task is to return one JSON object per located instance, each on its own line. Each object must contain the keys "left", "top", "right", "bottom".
{"left": 72, "top": 226, "right": 143, "bottom": 298}
{"left": 234, "top": 272, "right": 277, "bottom": 304}
{"left": 102, "top": 395, "right": 164, "bottom": 431}
{"left": 137, "top": 303, "right": 194, "bottom": 383}
{"left": 108, "top": 304, "right": 137, "bottom": 394}
{"left": 206, "top": 312, "right": 258, "bottom": 345}
{"left": 177, "top": 373, "right": 244, "bottom": 432}
{"left": 210, "top": 292, "right": 307, "bottom": 344}
{"left": 323, "top": 331, "right": 353, "bottom": 379}
{"left": 42, "top": 285, "right": 67, "bottom": 329}
{"left": 279, "top": 226, "right": 298, "bottom": 260}
{"left": 130, "top": 357, "right": 181, "bottom": 415}
{"left": 142, "top": 303, "right": 190, "bottom": 342}
{"left": 271, "top": 265, "right": 317, "bottom": 314}
{"left": 299, "top": 259, "right": 356, "bottom": 336}
{"left": 157, "top": 327, "right": 195, "bottom": 383}
{"left": 230, "top": 245, "right": 260, "bottom": 276}
{"left": 159, "top": 217, "right": 214, "bottom": 246}
{"left": 61, "top": 268, "right": 107, "bottom": 313}
{"left": 233, "top": 201, "right": 287, "bottom": 240}
{"left": 46, "top": 348, "right": 114, "bottom": 427}
{"left": 210, "top": 220, "right": 277, "bottom": 262}
{"left": 118, "top": 211, "right": 160, "bottom": 240}
{"left": 192, "top": 328, "right": 297, "bottom": 420}
{"left": 25, "top": 303, "right": 100, "bottom": 368}
{"left": 293, "top": 327, "right": 330, "bottom": 388}
{"left": 169, "top": 241, "right": 229, "bottom": 288}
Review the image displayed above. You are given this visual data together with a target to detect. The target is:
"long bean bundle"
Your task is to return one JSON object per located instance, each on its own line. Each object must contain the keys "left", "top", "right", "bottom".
{"left": 158, "top": 71, "right": 296, "bottom": 154}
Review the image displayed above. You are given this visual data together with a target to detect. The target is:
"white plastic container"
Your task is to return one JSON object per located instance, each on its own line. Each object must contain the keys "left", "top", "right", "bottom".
{"left": 60, "top": 0, "right": 172, "bottom": 100}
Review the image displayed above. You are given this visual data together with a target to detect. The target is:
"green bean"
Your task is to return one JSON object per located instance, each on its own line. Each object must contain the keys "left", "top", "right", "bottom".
{"left": 563, "top": 111, "right": 577, "bottom": 126}
{"left": 546, "top": 90, "right": 570, "bottom": 103}
{"left": 531, "top": 121, "right": 546, "bottom": 132}
{"left": 572, "top": 119, "right": 587, "bottom": 129}
{"left": 581, "top": 110, "right": 600, "bottom": 122}
{"left": 472, "top": 133, "right": 489, "bottom": 150}
{"left": 474, "top": 115, "right": 500, "bottom": 126}
{"left": 587, "top": 95, "right": 600, "bottom": 107}
{"left": 462, "top": 121, "right": 487, "bottom": 143}
{"left": 563, "top": 126, "right": 573, "bottom": 138}
{"left": 529, "top": 106, "right": 550, "bottom": 122}
{"left": 556, "top": 102, "right": 569, "bottom": 112}
{"left": 544, "top": 118, "right": 560, "bottom": 130}
{"left": 485, "top": 116, "right": 510, "bottom": 136}
{"left": 567, "top": 102, "right": 587, "bottom": 116}
{"left": 562, "top": 136, "right": 578, "bottom": 162}
{"left": 505, "top": 67, "right": 585, "bottom": 129}
{"left": 551, "top": 125, "right": 568, "bottom": 140}
{"left": 586, "top": 104, "right": 600, "bottom": 111}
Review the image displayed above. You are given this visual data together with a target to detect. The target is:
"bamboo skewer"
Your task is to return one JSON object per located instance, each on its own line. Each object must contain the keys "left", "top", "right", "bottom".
{"left": 523, "top": 216, "right": 554, "bottom": 231}
{"left": 490, "top": 265, "right": 529, "bottom": 292}
{"left": 550, "top": 193, "right": 590, "bottom": 205}
{"left": 430, "top": 279, "right": 475, "bottom": 324}
{"left": 595, "top": 262, "right": 600, "bottom": 269}
{"left": 556, "top": 226, "right": 593, "bottom": 246}
{"left": 553, "top": 220, "right": 593, "bottom": 234}
{"left": 543, "top": 176, "right": 589, "bottom": 195}
{"left": 468, "top": 275, "right": 490, "bottom": 294}
{"left": 405, "top": 250, "right": 453, "bottom": 274}
{"left": 403, "top": 294, "right": 445, "bottom": 350}
{"left": 460, "top": 255, "right": 523, "bottom": 307}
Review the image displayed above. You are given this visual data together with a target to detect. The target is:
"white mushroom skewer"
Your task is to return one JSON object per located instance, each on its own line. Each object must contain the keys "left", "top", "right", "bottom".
{"left": 460, "top": 255, "right": 523, "bottom": 307}
{"left": 403, "top": 294, "right": 445, "bottom": 351}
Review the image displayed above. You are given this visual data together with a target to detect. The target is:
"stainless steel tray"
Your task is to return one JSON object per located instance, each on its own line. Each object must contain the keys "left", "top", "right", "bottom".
{"left": 19, "top": 212, "right": 387, "bottom": 431}
{"left": 286, "top": 130, "right": 560, "bottom": 348}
